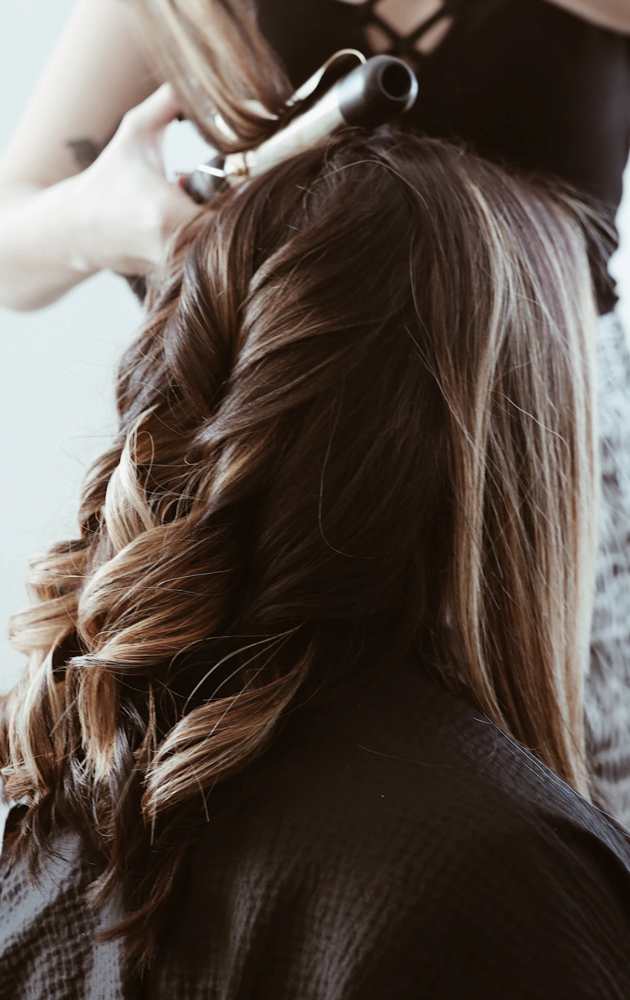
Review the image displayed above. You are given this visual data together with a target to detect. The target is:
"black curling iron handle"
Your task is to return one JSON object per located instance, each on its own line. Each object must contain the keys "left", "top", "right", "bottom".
{"left": 185, "top": 152, "right": 228, "bottom": 205}
{"left": 336, "top": 56, "right": 418, "bottom": 127}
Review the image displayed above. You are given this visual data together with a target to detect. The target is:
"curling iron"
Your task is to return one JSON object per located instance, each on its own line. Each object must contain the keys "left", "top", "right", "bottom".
{"left": 184, "top": 51, "right": 419, "bottom": 205}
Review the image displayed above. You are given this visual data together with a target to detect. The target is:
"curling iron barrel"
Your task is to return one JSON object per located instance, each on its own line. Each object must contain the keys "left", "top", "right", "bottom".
{"left": 185, "top": 55, "right": 418, "bottom": 205}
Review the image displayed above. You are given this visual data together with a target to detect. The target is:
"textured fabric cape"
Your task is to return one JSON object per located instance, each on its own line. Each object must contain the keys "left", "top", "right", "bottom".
{"left": 2, "top": 658, "right": 630, "bottom": 999}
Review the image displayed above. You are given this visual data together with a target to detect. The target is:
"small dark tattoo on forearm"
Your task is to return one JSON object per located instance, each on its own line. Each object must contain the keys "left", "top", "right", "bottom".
{"left": 67, "top": 121, "right": 121, "bottom": 170}
{"left": 67, "top": 138, "right": 102, "bottom": 169}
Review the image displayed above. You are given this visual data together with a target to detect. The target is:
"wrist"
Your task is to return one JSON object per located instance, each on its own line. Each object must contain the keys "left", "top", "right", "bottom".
{"left": 47, "top": 171, "right": 102, "bottom": 277}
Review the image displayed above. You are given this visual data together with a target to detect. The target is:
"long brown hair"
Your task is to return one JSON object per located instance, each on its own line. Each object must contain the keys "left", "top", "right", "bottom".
{"left": 132, "top": 0, "right": 293, "bottom": 150}
{"left": 1, "top": 128, "right": 597, "bottom": 963}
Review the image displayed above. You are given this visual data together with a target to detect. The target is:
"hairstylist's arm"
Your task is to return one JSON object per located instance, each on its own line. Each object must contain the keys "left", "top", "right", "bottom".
{"left": 0, "top": 0, "right": 200, "bottom": 311}
{"left": 546, "top": 0, "right": 630, "bottom": 32}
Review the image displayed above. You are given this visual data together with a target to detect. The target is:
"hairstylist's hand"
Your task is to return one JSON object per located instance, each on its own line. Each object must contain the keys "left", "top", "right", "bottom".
{"left": 71, "top": 83, "right": 202, "bottom": 277}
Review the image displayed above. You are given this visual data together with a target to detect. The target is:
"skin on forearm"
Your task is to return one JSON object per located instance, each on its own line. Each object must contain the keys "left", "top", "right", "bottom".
{"left": 0, "top": 0, "right": 161, "bottom": 309}
{"left": 0, "top": 178, "right": 97, "bottom": 311}
{"left": 546, "top": 0, "right": 630, "bottom": 32}
{"left": 66, "top": 139, "right": 106, "bottom": 170}
{"left": 0, "top": 83, "right": 199, "bottom": 311}
{"left": 0, "top": 0, "right": 158, "bottom": 192}
{"left": 65, "top": 117, "right": 121, "bottom": 173}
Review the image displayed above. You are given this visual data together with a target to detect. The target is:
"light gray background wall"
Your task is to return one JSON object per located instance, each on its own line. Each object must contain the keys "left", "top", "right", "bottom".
{"left": 0, "top": 0, "right": 209, "bottom": 693}
{"left": 1, "top": 1, "right": 629, "bottom": 694}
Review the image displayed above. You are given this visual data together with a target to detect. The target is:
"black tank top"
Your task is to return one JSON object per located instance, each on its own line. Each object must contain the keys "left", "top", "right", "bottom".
{"left": 255, "top": 0, "right": 630, "bottom": 312}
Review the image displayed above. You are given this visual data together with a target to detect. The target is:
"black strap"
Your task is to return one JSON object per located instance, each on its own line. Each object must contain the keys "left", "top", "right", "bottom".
{"left": 357, "top": 0, "right": 506, "bottom": 65}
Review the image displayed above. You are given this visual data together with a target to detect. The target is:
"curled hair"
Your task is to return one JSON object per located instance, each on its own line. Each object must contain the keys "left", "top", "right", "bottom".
{"left": 1, "top": 129, "right": 597, "bottom": 963}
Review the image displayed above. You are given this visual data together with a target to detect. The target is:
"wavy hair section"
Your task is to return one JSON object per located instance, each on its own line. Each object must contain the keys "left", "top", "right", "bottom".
{"left": 1, "top": 130, "right": 597, "bottom": 964}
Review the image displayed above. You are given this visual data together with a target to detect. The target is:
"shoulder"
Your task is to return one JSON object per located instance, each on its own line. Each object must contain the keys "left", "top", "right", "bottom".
{"left": 276, "top": 660, "right": 630, "bottom": 982}
{"left": 176, "top": 660, "right": 630, "bottom": 997}
{"left": 262, "top": 657, "right": 617, "bottom": 844}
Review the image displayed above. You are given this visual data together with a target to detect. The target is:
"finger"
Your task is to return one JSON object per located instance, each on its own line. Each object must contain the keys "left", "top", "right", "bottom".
{"left": 122, "top": 83, "right": 184, "bottom": 175}
{"left": 123, "top": 83, "right": 182, "bottom": 138}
